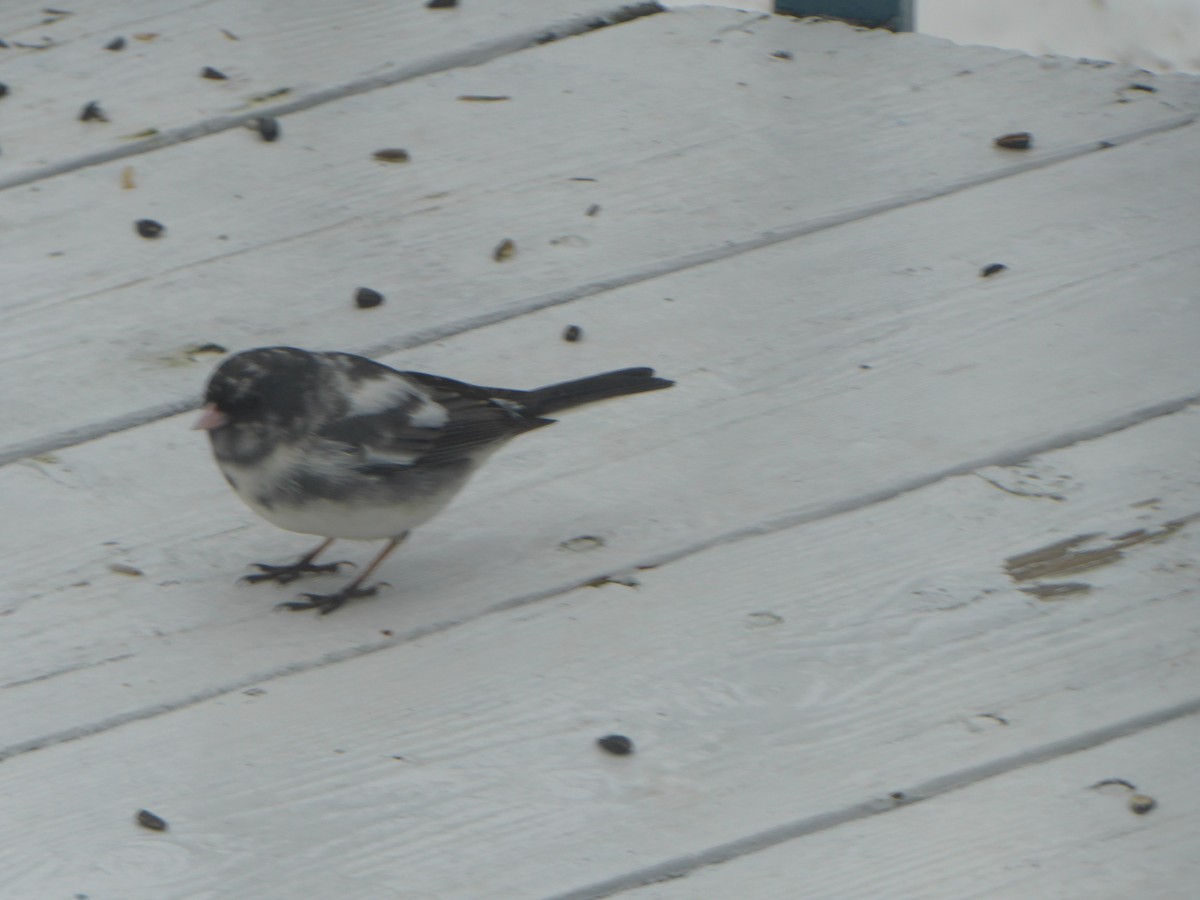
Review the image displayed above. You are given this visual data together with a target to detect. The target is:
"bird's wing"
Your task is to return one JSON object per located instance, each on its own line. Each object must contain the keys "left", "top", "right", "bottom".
{"left": 315, "top": 356, "right": 548, "bottom": 468}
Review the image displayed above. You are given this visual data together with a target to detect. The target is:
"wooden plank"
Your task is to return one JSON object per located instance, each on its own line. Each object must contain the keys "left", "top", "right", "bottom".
{"left": 0, "top": 0, "right": 662, "bottom": 185}
{"left": 4, "top": 120, "right": 1200, "bottom": 754}
{"left": 4, "top": 7, "right": 1199, "bottom": 460}
{"left": 627, "top": 714, "right": 1200, "bottom": 900}
{"left": 1, "top": 408, "right": 1197, "bottom": 897}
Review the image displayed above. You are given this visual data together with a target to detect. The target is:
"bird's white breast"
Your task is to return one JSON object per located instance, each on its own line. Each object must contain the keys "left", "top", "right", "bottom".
{"left": 218, "top": 444, "right": 460, "bottom": 539}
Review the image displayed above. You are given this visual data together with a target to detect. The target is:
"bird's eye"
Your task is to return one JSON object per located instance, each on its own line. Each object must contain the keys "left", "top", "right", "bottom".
{"left": 228, "top": 393, "right": 263, "bottom": 415}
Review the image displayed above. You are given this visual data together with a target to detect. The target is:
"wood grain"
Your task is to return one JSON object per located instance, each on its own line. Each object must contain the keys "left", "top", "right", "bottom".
{"left": 3, "top": 8, "right": 1198, "bottom": 460}
{"left": 629, "top": 714, "right": 1200, "bottom": 900}
{"left": 3, "top": 9, "right": 1199, "bottom": 896}
{"left": 4, "top": 138, "right": 1199, "bottom": 753}
{"left": 0, "top": 0, "right": 660, "bottom": 184}
{"left": 2, "top": 409, "right": 1196, "bottom": 897}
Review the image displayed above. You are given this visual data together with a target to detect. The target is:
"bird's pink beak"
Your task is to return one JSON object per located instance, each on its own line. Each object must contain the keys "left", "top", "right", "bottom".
{"left": 192, "top": 403, "right": 229, "bottom": 431}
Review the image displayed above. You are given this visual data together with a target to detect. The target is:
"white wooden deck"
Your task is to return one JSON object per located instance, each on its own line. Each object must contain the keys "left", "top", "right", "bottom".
{"left": 2, "top": 4, "right": 1199, "bottom": 898}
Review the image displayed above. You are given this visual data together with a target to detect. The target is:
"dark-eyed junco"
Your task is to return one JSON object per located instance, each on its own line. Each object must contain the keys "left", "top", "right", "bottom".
{"left": 195, "top": 347, "right": 673, "bottom": 613}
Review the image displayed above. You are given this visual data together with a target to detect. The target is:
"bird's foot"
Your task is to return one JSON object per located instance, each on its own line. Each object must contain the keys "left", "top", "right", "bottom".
{"left": 242, "top": 558, "right": 355, "bottom": 585}
{"left": 275, "top": 582, "right": 387, "bottom": 616}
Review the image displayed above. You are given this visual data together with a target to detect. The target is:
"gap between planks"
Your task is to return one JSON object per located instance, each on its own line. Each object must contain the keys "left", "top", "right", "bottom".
{"left": 0, "top": 3, "right": 667, "bottom": 194}
{"left": 4, "top": 392, "right": 1196, "bottom": 765}
{"left": 1, "top": 112, "right": 1194, "bottom": 470}
{"left": 551, "top": 700, "right": 1200, "bottom": 900}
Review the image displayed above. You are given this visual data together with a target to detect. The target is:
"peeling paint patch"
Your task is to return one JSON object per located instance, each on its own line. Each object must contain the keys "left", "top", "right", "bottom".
{"left": 976, "top": 460, "right": 1078, "bottom": 501}
{"left": 1019, "top": 581, "right": 1092, "bottom": 600}
{"left": 1006, "top": 516, "right": 1196, "bottom": 583}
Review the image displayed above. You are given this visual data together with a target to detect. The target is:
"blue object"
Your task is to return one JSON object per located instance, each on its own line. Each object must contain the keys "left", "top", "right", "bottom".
{"left": 774, "top": 0, "right": 914, "bottom": 31}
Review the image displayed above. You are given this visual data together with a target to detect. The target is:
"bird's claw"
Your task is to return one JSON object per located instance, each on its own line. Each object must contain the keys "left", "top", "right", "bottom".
{"left": 275, "top": 582, "right": 385, "bottom": 616}
{"left": 242, "top": 559, "right": 355, "bottom": 585}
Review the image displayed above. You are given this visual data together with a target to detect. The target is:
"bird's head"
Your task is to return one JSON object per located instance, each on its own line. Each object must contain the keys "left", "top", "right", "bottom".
{"left": 194, "top": 347, "right": 322, "bottom": 462}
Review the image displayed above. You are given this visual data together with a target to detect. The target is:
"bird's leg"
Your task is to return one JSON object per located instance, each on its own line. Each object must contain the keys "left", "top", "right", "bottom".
{"left": 243, "top": 537, "right": 354, "bottom": 585}
{"left": 277, "top": 533, "right": 408, "bottom": 615}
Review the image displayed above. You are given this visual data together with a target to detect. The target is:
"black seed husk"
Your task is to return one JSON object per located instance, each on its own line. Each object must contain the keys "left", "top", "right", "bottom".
{"left": 597, "top": 734, "right": 634, "bottom": 756}
{"left": 373, "top": 148, "right": 410, "bottom": 163}
{"left": 256, "top": 116, "right": 280, "bottom": 142}
{"left": 136, "top": 809, "right": 168, "bottom": 831}
{"left": 80, "top": 100, "right": 107, "bottom": 122}
{"left": 355, "top": 287, "right": 385, "bottom": 309}
{"left": 994, "top": 132, "right": 1032, "bottom": 150}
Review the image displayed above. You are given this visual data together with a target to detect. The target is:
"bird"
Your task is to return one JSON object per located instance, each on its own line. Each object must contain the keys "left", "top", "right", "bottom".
{"left": 194, "top": 347, "right": 674, "bottom": 614}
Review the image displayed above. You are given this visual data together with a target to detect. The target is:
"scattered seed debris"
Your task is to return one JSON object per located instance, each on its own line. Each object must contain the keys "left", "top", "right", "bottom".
{"left": 1129, "top": 794, "right": 1156, "bottom": 815}
{"left": 123, "top": 128, "right": 160, "bottom": 140}
{"left": 1091, "top": 778, "right": 1137, "bottom": 792}
{"left": 994, "top": 132, "right": 1032, "bottom": 150}
{"left": 104, "top": 36, "right": 125, "bottom": 51}
{"left": 156, "top": 343, "right": 225, "bottom": 367}
{"left": 550, "top": 234, "right": 589, "bottom": 248}
{"left": 121, "top": 165, "right": 136, "bottom": 189}
{"left": 220, "top": 28, "right": 239, "bottom": 41}
{"left": 373, "top": 148, "right": 410, "bottom": 163}
{"left": 135, "top": 219, "right": 164, "bottom": 238}
{"left": 248, "top": 87, "right": 291, "bottom": 103}
{"left": 108, "top": 563, "right": 143, "bottom": 577}
{"left": 133, "top": 32, "right": 158, "bottom": 41}
{"left": 859, "top": 364, "right": 872, "bottom": 370}
{"left": 559, "top": 535, "right": 605, "bottom": 552}
{"left": 43, "top": 7, "right": 73, "bottom": 16}
{"left": 188, "top": 343, "right": 227, "bottom": 357}
{"left": 135, "top": 809, "right": 168, "bottom": 831}
{"left": 569, "top": 177, "right": 597, "bottom": 182}
{"left": 427, "top": 0, "right": 458, "bottom": 7}
{"left": 586, "top": 572, "right": 640, "bottom": 588}
{"left": 79, "top": 100, "right": 108, "bottom": 122}
{"left": 597, "top": 734, "right": 634, "bottom": 756}
{"left": 255, "top": 116, "right": 280, "bottom": 142}
{"left": 493, "top": 238, "right": 515, "bottom": 262}
{"left": 562, "top": 324, "right": 582, "bottom": 342}
{"left": 585, "top": 203, "right": 600, "bottom": 217}
{"left": 457, "top": 94, "right": 510, "bottom": 102}
{"left": 889, "top": 791, "right": 906, "bottom": 802}
{"left": 980, "top": 263, "right": 1008, "bottom": 277}
{"left": 381, "top": 629, "right": 394, "bottom": 637}
{"left": 201, "top": 66, "right": 228, "bottom": 80}
{"left": 746, "top": 611, "right": 784, "bottom": 627}
{"left": 771, "top": 50, "right": 793, "bottom": 60}
{"left": 354, "top": 287, "right": 385, "bottom": 309}
{"left": 965, "top": 712, "right": 1009, "bottom": 731}
{"left": 243, "top": 687, "right": 266, "bottom": 696}
{"left": 1127, "top": 83, "right": 1157, "bottom": 92}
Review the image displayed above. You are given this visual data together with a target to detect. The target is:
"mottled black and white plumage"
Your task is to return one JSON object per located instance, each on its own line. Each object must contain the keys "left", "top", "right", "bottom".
{"left": 195, "top": 347, "right": 673, "bottom": 613}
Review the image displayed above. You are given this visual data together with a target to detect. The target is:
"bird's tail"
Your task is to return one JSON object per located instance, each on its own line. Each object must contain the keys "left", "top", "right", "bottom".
{"left": 508, "top": 367, "right": 674, "bottom": 417}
